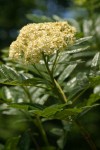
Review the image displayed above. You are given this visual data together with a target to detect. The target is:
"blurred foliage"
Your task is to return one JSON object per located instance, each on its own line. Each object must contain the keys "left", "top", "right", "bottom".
{"left": 0, "top": 0, "right": 100, "bottom": 150}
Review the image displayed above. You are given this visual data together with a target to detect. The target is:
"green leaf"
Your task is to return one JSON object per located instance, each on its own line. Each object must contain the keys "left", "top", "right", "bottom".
{"left": 19, "top": 131, "right": 30, "bottom": 150}
{"left": 26, "top": 14, "right": 53, "bottom": 23}
{"left": 30, "top": 104, "right": 83, "bottom": 120}
{"left": 75, "top": 36, "right": 92, "bottom": 45}
{"left": 0, "top": 65, "right": 22, "bottom": 85}
{"left": 30, "top": 104, "right": 66, "bottom": 118}
{"left": 30, "top": 103, "right": 95, "bottom": 120}
{"left": 87, "top": 93, "right": 100, "bottom": 106}
{"left": 57, "top": 133, "right": 67, "bottom": 150}
{"left": 8, "top": 103, "right": 29, "bottom": 110}
{"left": 58, "top": 64, "right": 77, "bottom": 84}
{"left": 0, "top": 65, "right": 51, "bottom": 87}
{"left": 54, "top": 108, "right": 82, "bottom": 120}
{"left": 22, "top": 78, "right": 43, "bottom": 85}
{"left": 0, "top": 65, "right": 41, "bottom": 86}
{"left": 91, "top": 52, "right": 100, "bottom": 68}
{"left": 28, "top": 64, "right": 51, "bottom": 81}
{"left": 89, "top": 76, "right": 100, "bottom": 87}
{"left": 53, "top": 52, "right": 73, "bottom": 77}
{"left": 1, "top": 86, "right": 13, "bottom": 102}
{"left": 8, "top": 102, "right": 44, "bottom": 111}
{"left": 66, "top": 46, "right": 90, "bottom": 54}
{"left": 4, "top": 136, "right": 20, "bottom": 150}
{"left": 0, "top": 65, "right": 20, "bottom": 81}
{"left": 77, "top": 104, "right": 100, "bottom": 118}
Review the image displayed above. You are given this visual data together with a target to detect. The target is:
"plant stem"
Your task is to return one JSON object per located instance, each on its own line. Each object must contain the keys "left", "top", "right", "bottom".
{"left": 36, "top": 116, "right": 49, "bottom": 146}
{"left": 54, "top": 79, "right": 67, "bottom": 103}
{"left": 42, "top": 52, "right": 67, "bottom": 103}
{"left": 75, "top": 120, "right": 97, "bottom": 150}
{"left": 51, "top": 50, "right": 59, "bottom": 74}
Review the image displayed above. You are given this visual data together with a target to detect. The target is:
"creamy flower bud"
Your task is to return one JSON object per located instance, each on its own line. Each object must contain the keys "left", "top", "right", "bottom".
{"left": 9, "top": 22, "right": 76, "bottom": 63}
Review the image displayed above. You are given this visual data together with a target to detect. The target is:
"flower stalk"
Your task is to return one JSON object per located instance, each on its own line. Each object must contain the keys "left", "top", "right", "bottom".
{"left": 42, "top": 52, "right": 67, "bottom": 103}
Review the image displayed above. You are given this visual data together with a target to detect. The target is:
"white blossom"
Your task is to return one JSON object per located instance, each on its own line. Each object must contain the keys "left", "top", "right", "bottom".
{"left": 9, "top": 22, "right": 76, "bottom": 63}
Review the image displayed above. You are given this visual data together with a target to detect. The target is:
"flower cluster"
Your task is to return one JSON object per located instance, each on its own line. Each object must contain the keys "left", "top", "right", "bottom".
{"left": 9, "top": 22, "right": 76, "bottom": 63}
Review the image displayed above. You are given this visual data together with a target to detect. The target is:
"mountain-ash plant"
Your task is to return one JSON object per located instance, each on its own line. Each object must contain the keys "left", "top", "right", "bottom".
{"left": 0, "top": 20, "right": 99, "bottom": 150}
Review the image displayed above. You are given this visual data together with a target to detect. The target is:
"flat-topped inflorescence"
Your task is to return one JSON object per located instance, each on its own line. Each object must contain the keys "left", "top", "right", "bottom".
{"left": 9, "top": 22, "right": 76, "bottom": 64}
